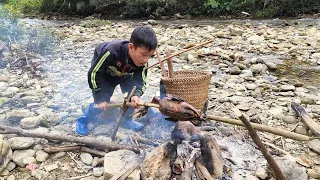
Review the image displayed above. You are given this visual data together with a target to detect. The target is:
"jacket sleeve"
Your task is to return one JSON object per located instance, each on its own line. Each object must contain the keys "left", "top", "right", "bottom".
{"left": 132, "top": 63, "right": 148, "bottom": 97}
{"left": 88, "top": 50, "right": 113, "bottom": 104}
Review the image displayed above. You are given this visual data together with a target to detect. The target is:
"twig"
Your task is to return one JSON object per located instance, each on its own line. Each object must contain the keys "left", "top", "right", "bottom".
{"left": 233, "top": 108, "right": 285, "bottom": 180}
{"left": 67, "top": 173, "right": 93, "bottom": 180}
{"left": 281, "top": 137, "right": 286, "bottom": 151}
{"left": 44, "top": 167, "right": 54, "bottom": 179}
{"left": 67, "top": 152, "right": 86, "bottom": 173}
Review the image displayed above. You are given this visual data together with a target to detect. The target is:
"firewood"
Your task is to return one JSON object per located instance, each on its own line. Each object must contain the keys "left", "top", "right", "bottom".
{"left": 0, "top": 125, "right": 139, "bottom": 153}
{"left": 199, "top": 135, "right": 223, "bottom": 179}
{"left": 195, "top": 159, "right": 214, "bottom": 180}
{"left": 233, "top": 108, "right": 285, "bottom": 180}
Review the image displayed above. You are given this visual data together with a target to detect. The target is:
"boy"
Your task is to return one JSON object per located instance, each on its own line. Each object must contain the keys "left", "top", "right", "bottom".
{"left": 76, "top": 26, "right": 157, "bottom": 136}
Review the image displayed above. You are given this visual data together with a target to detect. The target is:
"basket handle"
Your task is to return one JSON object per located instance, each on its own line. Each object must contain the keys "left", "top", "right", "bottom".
{"left": 166, "top": 51, "right": 174, "bottom": 78}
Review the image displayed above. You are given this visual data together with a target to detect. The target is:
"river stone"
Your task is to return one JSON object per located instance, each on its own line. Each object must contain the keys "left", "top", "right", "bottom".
{"left": 281, "top": 115, "right": 298, "bottom": 124}
{"left": 12, "top": 149, "right": 35, "bottom": 167}
{"left": 38, "top": 112, "right": 61, "bottom": 127}
{"left": 22, "top": 156, "right": 36, "bottom": 165}
{"left": 0, "top": 87, "right": 19, "bottom": 97}
{"left": 93, "top": 167, "right": 104, "bottom": 177}
{"left": 0, "top": 82, "right": 8, "bottom": 91}
{"left": 19, "top": 116, "right": 41, "bottom": 129}
{"left": 104, "top": 150, "right": 140, "bottom": 180}
{"left": 307, "top": 169, "right": 320, "bottom": 179}
{"left": 245, "top": 83, "right": 257, "bottom": 90}
{"left": 19, "top": 96, "right": 41, "bottom": 105}
{"left": 0, "top": 97, "right": 9, "bottom": 107}
{"left": 0, "top": 135, "right": 12, "bottom": 173}
{"left": 247, "top": 35, "right": 264, "bottom": 44}
{"left": 36, "top": 150, "right": 49, "bottom": 162}
{"left": 280, "top": 85, "right": 296, "bottom": 92}
{"left": 6, "top": 109, "right": 35, "bottom": 123}
{"left": 255, "top": 167, "right": 268, "bottom": 179}
{"left": 294, "top": 125, "right": 308, "bottom": 135}
{"left": 5, "top": 161, "right": 16, "bottom": 171}
{"left": 158, "top": 37, "right": 170, "bottom": 44}
{"left": 279, "top": 91, "right": 295, "bottom": 97}
{"left": 230, "top": 66, "right": 242, "bottom": 75}
{"left": 80, "top": 152, "right": 93, "bottom": 166}
{"left": 8, "top": 137, "right": 35, "bottom": 150}
{"left": 250, "top": 64, "right": 264, "bottom": 74}
{"left": 309, "top": 140, "right": 320, "bottom": 154}
{"left": 35, "top": 107, "right": 52, "bottom": 114}
{"left": 270, "top": 156, "right": 307, "bottom": 180}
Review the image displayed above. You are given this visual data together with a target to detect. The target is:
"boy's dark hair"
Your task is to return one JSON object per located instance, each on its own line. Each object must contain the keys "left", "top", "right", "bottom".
{"left": 130, "top": 26, "right": 157, "bottom": 51}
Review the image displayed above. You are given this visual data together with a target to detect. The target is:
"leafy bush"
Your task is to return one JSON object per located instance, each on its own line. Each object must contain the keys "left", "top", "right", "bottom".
{"left": 4, "top": 0, "right": 42, "bottom": 15}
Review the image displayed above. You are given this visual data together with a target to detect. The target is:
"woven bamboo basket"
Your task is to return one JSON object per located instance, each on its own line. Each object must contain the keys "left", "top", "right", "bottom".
{"left": 161, "top": 70, "right": 213, "bottom": 110}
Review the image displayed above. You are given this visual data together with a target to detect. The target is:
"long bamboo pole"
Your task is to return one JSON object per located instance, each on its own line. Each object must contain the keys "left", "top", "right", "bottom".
{"left": 148, "top": 40, "right": 214, "bottom": 70}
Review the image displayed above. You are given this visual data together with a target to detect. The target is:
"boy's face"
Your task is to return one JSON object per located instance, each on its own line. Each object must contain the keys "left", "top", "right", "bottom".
{"left": 128, "top": 43, "right": 155, "bottom": 67}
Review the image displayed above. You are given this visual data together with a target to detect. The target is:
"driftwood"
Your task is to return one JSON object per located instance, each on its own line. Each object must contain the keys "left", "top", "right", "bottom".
{"left": 233, "top": 108, "right": 285, "bottom": 180}
{"left": 291, "top": 102, "right": 320, "bottom": 136}
{"left": 44, "top": 145, "right": 106, "bottom": 157}
{"left": 0, "top": 125, "right": 139, "bottom": 153}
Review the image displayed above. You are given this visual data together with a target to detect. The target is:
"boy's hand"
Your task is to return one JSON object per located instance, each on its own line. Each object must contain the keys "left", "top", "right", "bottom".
{"left": 130, "top": 96, "right": 140, "bottom": 109}
{"left": 94, "top": 101, "right": 108, "bottom": 111}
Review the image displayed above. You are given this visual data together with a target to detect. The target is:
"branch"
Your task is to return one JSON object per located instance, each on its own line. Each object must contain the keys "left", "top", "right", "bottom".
{"left": 233, "top": 108, "right": 285, "bottom": 180}
{"left": 0, "top": 125, "right": 139, "bottom": 153}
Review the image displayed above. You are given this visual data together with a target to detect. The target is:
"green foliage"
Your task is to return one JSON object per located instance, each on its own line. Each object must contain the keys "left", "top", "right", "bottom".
{"left": 3, "top": 0, "right": 320, "bottom": 18}
{"left": 79, "top": 19, "right": 111, "bottom": 28}
{"left": 4, "top": 0, "right": 42, "bottom": 15}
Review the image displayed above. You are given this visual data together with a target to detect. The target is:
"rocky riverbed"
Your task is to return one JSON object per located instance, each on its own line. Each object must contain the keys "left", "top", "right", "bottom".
{"left": 0, "top": 17, "right": 320, "bottom": 179}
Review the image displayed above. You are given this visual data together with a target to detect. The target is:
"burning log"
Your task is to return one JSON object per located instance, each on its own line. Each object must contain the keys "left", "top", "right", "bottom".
{"left": 141, "top": 121, "right": 223, "bottom": 179}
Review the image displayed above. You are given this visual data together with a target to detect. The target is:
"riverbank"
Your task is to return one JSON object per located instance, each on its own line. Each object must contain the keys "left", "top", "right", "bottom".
{"left": 0, "top": 18, "right": 319, "bottom": 179}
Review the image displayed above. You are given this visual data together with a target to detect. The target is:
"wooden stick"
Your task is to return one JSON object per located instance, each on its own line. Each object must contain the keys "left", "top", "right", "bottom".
{"left": 148, "top": 40, "right": 214, "bottom": 70}
{"left": 44, "top": 145, "right": 106, "bottom": 157}
{"left": 233, "top": 108, "right": 285, "bottom": 180}
{"left": 156, "top": 50, "right": 167, "bottom": 77}
{"left": 111, "top": 86, "right": 137, "bottom": 141}
{"left": 291, "top": 102, "right": 320, "bottom": 136}
{"left": 0, "top": 125, "right": 139, "bottom": 153}
{"left": 166, "top": 51, "right": 174, "bottom": 78}
{"left": 207, "top": 115, "right": 315, "bottom": 141}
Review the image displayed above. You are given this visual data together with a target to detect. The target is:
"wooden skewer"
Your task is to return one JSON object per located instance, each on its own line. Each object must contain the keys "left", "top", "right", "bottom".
{"left": 148, "top": 40, "right": 214, "bottom": 70}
